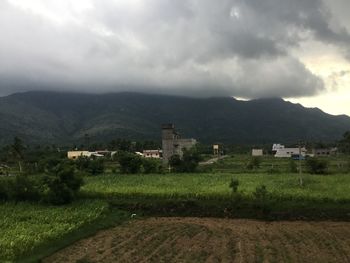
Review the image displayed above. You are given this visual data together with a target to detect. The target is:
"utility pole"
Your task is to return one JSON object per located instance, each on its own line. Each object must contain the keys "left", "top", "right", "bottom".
{"left": 298, "top": 140, "right": 303, "bottom": 187}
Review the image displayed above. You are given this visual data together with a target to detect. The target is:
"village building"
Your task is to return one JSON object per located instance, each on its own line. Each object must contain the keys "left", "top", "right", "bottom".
{"left": 143, "top": 150, "right": 162, "bottom": 158}
{"left": 274, "top": 147, "right": 307, "bottom": 158}
{"left": 161, "top": 124, "right": 197, "bottom": 164}
{"left": 213, "top": 144, "right": 220, "bottom": 155}
{"left": 252, "top": 149, "right": 263, "bottom": 156}
{"left": 67, "top": 151, "right": 104, "bottom": 160}
{"left": 272, "top": 143, "right": 285, "bottom": 153}
{"left": 312, "top": 148, "right": 337, "bottom": 157}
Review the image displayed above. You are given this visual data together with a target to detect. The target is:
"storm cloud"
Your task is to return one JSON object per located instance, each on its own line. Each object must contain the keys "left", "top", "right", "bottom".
{"left": 0, "top": 0, "right": 349, "bottom": 98}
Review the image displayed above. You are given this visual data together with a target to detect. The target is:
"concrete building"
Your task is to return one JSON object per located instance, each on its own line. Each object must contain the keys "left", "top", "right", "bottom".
{"left": 67, "top": 151, "right": 104, "bottom": 160}
{"left": 272, "top": 144, "right": 285, "bottom": 153}
{"left": 143, "top": 150, "right": 162, "bottom": 158}
{"left": 213, "top": 144, "right": 220, "bottom": 155}
{"left": 252, "top": 149, "right": 263, "bottom": 156}
{"left": 274, "top": 147, "right": 306, "bottom": 158}
{"left": 162, "top": 124, "right": 197, "bottom": 164}
{"left": 312, "top": 148, "right": 337, "bottom": 157}
{"left": 67, "top": 151, "right": 90, "bottom": 159}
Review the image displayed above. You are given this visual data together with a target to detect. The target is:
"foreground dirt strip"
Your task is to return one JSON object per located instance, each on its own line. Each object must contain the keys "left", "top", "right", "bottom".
{"left": 44, "top": 217, "right": 350, "bottom": 263}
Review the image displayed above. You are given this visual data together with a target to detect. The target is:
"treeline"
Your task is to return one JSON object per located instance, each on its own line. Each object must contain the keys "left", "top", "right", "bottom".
{"left": 0, "top": 161, "right": 83, "bottom": 205}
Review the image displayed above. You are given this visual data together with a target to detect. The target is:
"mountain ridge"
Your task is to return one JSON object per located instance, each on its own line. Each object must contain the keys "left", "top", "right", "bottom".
{"left": 0, "top": 91, "right": 349, "bottom": 145}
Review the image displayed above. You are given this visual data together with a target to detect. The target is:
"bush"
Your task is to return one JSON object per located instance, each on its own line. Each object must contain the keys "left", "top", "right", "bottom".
{"left": 246, "top": 157, "right": 261, "bottom": 170}
{"left": 0, "top": 176, "right": 42, "bottom": 202}
{"left": 346, "top": 159, "right": 350, "bottom": 173}
{"left": 9, "top": 175, "right": 41, "bottom": 202}
{"left": 117, "top": 152, "right": 143, "bottom": 174}
{"left": 229, "top": 178, "right": 239, "bottom": 193}
{"left": 169, "top": 155, "right": 182, "bottom": 172}
{"left": 42, "top": 164, "right": 84, "bottom": 205}
{"left": 0, "top": 178, "right": 10, "bottom": 200}
{"left": 306, "top": 158, "right": 329, "bottom": 174}
{"left": 253, "top": 184, "right": 270, "bottom": 215}
{"left": 142, "top": 158, "right": 161, "bottom": 174}
{"left": 169, "top": 148, "right": 201, "bottom": 173}
{"left": 253, "top": 184, "right": 268, "bottom": 200}
{"left": 289, "top": 159, "right": 297, "bottom": 173}
{"left": 76, "top": 157, "right": 105, "bottom": 175}
{"left": 88, "top": 159, "right": 105, "bottom": 175}
{"left": 267, "top": 165, "right": 280, "bottom": 174}
{"left": 38, "top": 157, "right": 63, "bottom": 174}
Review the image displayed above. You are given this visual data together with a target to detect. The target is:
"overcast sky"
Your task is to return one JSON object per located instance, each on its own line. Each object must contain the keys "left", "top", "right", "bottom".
{"left": 0, "top": 0, "right": 350, "bottom": 115}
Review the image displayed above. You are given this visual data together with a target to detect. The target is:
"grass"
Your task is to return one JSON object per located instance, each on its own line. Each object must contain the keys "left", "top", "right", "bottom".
{"left": 210, "top": 154, "right": 350, "bottom": 174}
{"left": 81, "top": 173, "right": 350, "bottom": 202}
{"left": 1, "top": 154, "right": 350, "bottom": 261}
{"left": 0, "top": 200, "right": 129, "bottom": 262}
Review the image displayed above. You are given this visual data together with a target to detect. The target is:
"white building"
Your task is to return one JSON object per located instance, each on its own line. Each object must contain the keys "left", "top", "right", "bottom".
{"left": 252, "top": 149, "right": 263, "bottom": 156}
{"left": 274, "top": 147, "right": 306, "bottom": 158}
{"left": 67, "top": 151, "right": 104, "bottom": 160}
{"left": 143, "top": 150, "right": 162, "bottom": 158}
{"left": 272, "top": 144, "right": 285, "bottom": 152}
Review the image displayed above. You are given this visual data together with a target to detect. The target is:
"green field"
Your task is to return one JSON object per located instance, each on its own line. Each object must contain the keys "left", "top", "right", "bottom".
{"left": 209, "top": 155, "right": 350, "bottom": 174}
{"left": 2, "top": 154, "right": 350, "bottom": 261}
{"left": 81, "top": 173, "right": 350, "bottom": 202}
{"left": 0, "top": 200, "right": 109, "bottom": 262}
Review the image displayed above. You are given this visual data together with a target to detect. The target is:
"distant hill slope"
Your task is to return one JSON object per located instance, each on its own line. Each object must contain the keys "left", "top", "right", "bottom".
{"left": 0, "top": 91, "right": 349, "bottom": 145}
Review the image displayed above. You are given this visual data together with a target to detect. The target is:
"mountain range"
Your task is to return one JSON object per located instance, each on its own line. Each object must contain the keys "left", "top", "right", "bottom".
{"left": 0, "top": 91, "right": 349, "bottom": 145}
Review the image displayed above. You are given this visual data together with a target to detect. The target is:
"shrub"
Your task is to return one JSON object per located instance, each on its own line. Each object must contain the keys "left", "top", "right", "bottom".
{"left": 306, "top": 158, "right": 329, "bottom": 174}
{"left": 246, "top": 157, "right": 261, "bottom": 170}
{"left": 117, "top": 152, "right": 143, "bottom": 174}
{"left": 229, "top": 178, "right": 239, "bottom": 193}
{"left": 9, "top": 175, "right": 41, "bottom": 202}
{"left": 38, "top": 157, "right": 62, "bottom": 173}
{"left": 169, "top": 155, "right": 182, "bottom": 172}
{"left": 346, "top": 159, "right": 350, "bottom": 173}
{"left": 267, "top": 165, "right": 280, "bottom": 174}
{"left": 182, "top": 148, "right": 201, "bottom": 172}
{"left": 289, "top": 159, "right": 297, "bottom": 173}
{"left": 253, "top": 184, "right": 270, "bottom": 215}
{"left": 0, "top": 178, "right": 10, "bottom": 200}
{"left": 88, "top": 159, "right": 105, "bottom": 175}
{"left": 42, "top": 164, "right": 84, "bottom": 205}
{"left": 142, "top": 158, "right": 161, "bottom": 174}
{"left": 169, "top": 148, "right": 201, "bottom": 173}
{"left": 76, "top": 157, "right": 105, "bottom": 175}
{"left": 253, "top": 184, "right": 268, "bottom": 200}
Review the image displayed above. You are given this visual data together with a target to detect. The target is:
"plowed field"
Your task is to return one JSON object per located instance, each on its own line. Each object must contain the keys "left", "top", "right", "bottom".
{"left": 44, "top": 218, "right": 350, "bottom": 263}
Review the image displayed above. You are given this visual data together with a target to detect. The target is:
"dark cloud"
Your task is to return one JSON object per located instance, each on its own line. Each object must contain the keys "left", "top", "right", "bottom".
{"left": 0, "top": 0, "right": 349, "bottom": 98}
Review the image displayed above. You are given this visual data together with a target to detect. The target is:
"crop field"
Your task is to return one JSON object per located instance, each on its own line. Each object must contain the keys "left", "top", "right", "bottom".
{"left": 2, "top": 154, "right": 350, "bottom": 262}
{"left": 0, "top": 200, "right": 108, "bottom": 262}
{"left": 210, "top": 154, "right": 350, "bottom": 174}
{"left": 81, "top": 173, "right": 350, "bottom": 202}
{"left": 45, "top": 217, "right": 350, "bottom": 263}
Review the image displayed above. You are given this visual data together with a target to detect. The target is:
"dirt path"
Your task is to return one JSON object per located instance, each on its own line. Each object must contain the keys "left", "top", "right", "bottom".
{"left": 44, "top": 217, "right": 350, "bottom": 263}
{"left": 199, "top": 155, "right": 227, "bottom": 165}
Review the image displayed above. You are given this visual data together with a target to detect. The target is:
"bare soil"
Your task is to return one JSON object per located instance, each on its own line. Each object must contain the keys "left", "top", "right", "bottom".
{"left": 44, "top": 217, "right": 350, "bottom": 263}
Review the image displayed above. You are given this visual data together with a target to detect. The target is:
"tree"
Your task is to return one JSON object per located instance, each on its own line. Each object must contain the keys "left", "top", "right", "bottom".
{"left": 142, "top": 158, "right": 161, "bottom": 174}
{"left": 339, "top": 131, "right": 350, "bottom": 154}
{"left": 246, "top": 157, "right": 261, "bottom": 170}
{"left": 42, "top": 163, "right": 84, "bottom": 205}
{"left": 169, "top": 148, "right": 201, "bottom": 173}
{"left": 10, "top": 137, "right": 25, "bottom": 173}
{"left": 76, "top": 157, "right": 104, "bottom": 175}
{"left": 229, "top": 178, "right": 239, "bottom": 193}
{"left": 289, "top": 159, "right": 297, "bottom": 173}
{"left": 306, "top": 158, "right": 329, "bottom": 174}
{"left": 117, "top": 152, "right": 143, "bottom": 174}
